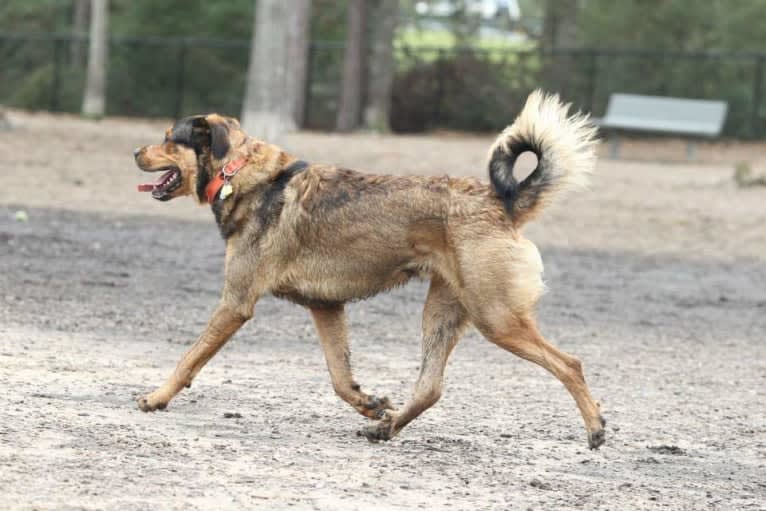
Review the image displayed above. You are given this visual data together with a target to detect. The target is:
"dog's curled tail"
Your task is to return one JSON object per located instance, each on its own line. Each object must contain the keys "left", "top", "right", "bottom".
{"left": 488, "top": 90, "right": 598, "bottom": 227}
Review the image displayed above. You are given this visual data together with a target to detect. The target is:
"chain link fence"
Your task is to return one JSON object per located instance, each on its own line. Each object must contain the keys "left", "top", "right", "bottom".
{"left": 1, "top": 32, "right": 764, "bottom": 138}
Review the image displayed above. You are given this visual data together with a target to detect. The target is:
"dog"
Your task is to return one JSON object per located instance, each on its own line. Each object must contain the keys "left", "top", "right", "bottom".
{"left": 132, "top": 91, "right": 606, "bottom": 448}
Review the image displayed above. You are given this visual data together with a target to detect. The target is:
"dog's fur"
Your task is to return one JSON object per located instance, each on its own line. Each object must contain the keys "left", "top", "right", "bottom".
{"left": 133, "top": 91, "right": 606, "bottom": 448}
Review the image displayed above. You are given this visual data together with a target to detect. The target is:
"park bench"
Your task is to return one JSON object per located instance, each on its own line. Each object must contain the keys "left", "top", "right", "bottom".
{"left": 597, "top": 93, "right": 728, "bottom": 159}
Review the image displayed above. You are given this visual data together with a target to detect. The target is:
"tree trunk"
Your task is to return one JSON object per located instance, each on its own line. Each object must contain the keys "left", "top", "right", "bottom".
{"left": 542, "top": 0, "right": 578, "bottom": 95}
{"left": 242, "top": 0, "right": 312, "bottom": 140}
{"left": 70, "top": 0, "right": 89, "bottom": 68}
{"left": 81, "top": 0, "right": 108, "bottom": 117}
{"left": 364, "top": 0, "right": 399, "bottom": 132}
{"left": 336, "top": 0, "right": 368, "bottom": 132}
{"left": 286, "top": 0, "right": 313, "bottom": 128}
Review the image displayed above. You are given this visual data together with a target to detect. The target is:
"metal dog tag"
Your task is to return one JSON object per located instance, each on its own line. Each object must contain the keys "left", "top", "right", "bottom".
{"left": 220, "top": 182, "right": 233, "bottom": 200}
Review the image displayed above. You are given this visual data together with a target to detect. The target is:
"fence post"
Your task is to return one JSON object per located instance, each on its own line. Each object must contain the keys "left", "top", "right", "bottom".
{"left": 586, "top": 50, "right": 597, "bottom": 114}
{"left": 173, "top": 39, "right": 187, "bottom": 119}
{"left": 752, "top": 55, "right": 764, "bottom": 138}
{"left": 433, "top": 48, "right": 446, "bottom": 127}
{"left": 302, "top": 42, "right": 315, "bottom": 129}
{"left": 50, "top": 37, "right": 63, "bottom": 111}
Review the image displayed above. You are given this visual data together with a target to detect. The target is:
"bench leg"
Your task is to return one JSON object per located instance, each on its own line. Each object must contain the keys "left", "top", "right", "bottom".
{"left": 609, "top": 136, "right": 621, "bottom": 159}
{"left": 686, "top": 140, "right": 697, "bottom": 160}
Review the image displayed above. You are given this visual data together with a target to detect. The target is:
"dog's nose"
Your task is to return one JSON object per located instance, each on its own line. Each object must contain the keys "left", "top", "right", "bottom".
{"left": 133, "top": 147, "right": 142, "bottom": 159}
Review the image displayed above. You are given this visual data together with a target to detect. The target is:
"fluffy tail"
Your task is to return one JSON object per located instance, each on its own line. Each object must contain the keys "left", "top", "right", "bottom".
{"left": 488, "top": 90, "right": 598, "bottom": 226}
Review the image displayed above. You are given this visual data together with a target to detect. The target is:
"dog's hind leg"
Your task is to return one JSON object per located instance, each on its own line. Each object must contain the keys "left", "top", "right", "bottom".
{"left": 360, "top": 275, "right": 467, "bottom": 442}
{"left": 476, "top": 313, "right": 606, "bottom": 449}
{"left": 311, "top": 306, "right": 395, "bottom": 419}
{"left": 137, "top": 302, "right": 251, "bottom": 412}
{"left": 452, "top": 234, "right": 605, "bottom": 448}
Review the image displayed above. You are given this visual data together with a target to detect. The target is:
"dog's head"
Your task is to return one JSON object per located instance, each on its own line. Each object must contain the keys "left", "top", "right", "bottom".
{"left": 134, "top": 114, "right": 245, "bottom": 202}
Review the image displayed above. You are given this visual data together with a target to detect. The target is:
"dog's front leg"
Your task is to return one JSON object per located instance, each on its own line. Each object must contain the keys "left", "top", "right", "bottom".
{"left": 137, "top": 301, "right": 252, "bottom": 412}
{"left": 311, "top": 306, "right": 395, "bottom": 419}
{"left": 361, "top": 276, "right": 467, "bottom": 442}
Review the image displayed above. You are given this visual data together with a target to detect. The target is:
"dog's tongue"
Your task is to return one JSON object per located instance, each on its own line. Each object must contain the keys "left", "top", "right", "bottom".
{"left": 137, "top": 171, "right": 170, "bottom": 192}
{"left": 138, "top": 169, "right": 176, "bottom": 193}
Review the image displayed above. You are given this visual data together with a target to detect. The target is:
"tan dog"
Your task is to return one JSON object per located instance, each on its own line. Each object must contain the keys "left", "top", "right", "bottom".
{"left": 133, "top": 91, "right": 606, "bottom": 448}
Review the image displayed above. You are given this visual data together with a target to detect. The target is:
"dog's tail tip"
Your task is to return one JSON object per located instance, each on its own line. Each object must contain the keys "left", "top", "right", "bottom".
{"left": 488, "top": 90, "right": 599, "bottom": 226}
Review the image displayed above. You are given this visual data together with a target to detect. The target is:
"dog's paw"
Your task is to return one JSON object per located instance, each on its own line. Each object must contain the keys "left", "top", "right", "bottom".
{"left": 587, "top": 415, "right": 607, "bottom": 450}
{"left": 362, "top": 395, "right": 395, "bottom": 419}
{"left": 357, "top": 411, "right": 397, "bottom": 443}
{"left": 137, "top": 392, "right": 168, "bottom": 413}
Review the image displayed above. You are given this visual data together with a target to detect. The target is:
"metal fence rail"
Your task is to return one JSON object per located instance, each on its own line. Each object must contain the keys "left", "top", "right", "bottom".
{"left": 0, "top": 32, "right": 763, "bottom": 138}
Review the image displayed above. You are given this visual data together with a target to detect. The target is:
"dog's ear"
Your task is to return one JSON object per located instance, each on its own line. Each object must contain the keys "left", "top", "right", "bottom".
{"left": 206, "top": 115, "right": 231, "bottom": 160}
{"left": 170, "top": 114, "right": 230, "bottom": 160}
{"left": 223, "top": 116, "right": 240, "bottom": 129}
{"left": 169, "top": 116, "right": 201, "bottom": 145}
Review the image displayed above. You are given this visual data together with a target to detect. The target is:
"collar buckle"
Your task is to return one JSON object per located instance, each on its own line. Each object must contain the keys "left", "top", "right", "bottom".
{"left": 221, "top": 159, "right": 242, "bottom": 178}
{"left": 205, "top": 157, "right": 247, "bottom": 204}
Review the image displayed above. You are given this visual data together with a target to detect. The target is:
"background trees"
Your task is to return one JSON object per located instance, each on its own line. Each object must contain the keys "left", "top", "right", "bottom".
{"left": 335, "top": 0, "right": 368, "bottom": 132}
{"left": 364, "top": 0, "right": 400, "bottom": 131}
{"left": 70, "top": 0, "right": 88, "bottom": 68}
{"left": 541, "top": 0, "right": 578, "bottom": 95}
{"left": 0, "top": 0, "right": 765, "bottom": 137}
{"left": 239, "top": 0, "right": 311, "bottom": 139}
{"left": 81, "top": 0, "right": 108, "bottom": 117}
{"left": 287, "top": 0, "right": 313, "bottom": 129}
{"left": 240, "top": 0, "right": 312, "bottom": 140}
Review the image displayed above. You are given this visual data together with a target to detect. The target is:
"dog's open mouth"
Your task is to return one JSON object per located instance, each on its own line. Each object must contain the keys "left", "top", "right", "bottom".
{"left": 137, "top": 168, "right": 181, "bottom": 201}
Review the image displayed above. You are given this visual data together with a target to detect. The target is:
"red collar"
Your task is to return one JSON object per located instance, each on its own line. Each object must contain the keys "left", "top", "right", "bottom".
{"left": 205, "top": 157, "right": 248, "bottom": 204}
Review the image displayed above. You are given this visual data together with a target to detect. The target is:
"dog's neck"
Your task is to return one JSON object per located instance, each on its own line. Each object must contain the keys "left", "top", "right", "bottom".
{"left": 194, "top": 138, "right": 299, "bottom": 205}
{"left": 203, "top": 137, "right": 306, "bottom": 239}
{"left": 204, "top": 157, "right": 249, "bottom": 204}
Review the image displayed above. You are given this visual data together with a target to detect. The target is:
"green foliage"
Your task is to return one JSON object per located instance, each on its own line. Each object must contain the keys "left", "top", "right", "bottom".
{"left": 0, "top": 0, "right": 256, "bottom": 118}
{"left": 573, "top": 0, "right": 766, "bottom": 137}
{"left": 390, "top": 49, "right": 540, "bottom": 132}
{"left": 311, "top": 0, "right": 349, "bottom": 42}
{"left": 445, "top": 0, "right": 484, "bottom": 46}
{"left": 0, "top": 0, "right": 72, "bottom": 33}
{"left": 0, "top": 0, "right": 255, "bottom": 39}
{"left": 1, "top": 0, "right": 765, "bottom": 136}
{"left": 7, "top": 64, "right": 55, "bottom": 108}
{"left": 0, "top": 37, "right": 82, "bottom": 112}
{"left": 396, "top": 27, "right": 535, "bottom": 51}
{"left": 578, "top": 0, "right": 766, "bottom": 51}
{"left": 110, "top": 0, "right": 254, "bottom": 39}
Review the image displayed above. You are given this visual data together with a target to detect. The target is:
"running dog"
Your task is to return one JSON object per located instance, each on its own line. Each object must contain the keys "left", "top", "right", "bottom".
{"left": 132, "top": 91, "right": 606, "bottom": 448}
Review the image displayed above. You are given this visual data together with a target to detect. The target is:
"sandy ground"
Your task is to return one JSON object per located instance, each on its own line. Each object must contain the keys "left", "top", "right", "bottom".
{"left": 0, "top": 110, "right": 765, "bottom": 510}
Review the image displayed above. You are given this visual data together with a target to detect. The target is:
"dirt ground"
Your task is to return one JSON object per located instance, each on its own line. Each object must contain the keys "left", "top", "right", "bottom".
{"left": 1, "top": 110, "right": 765, "bottom": 510}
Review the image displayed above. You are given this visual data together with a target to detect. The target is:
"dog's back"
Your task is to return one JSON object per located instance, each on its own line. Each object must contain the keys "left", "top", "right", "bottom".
{"left": 267, "top": 91, "right": 597, "bottom": 309}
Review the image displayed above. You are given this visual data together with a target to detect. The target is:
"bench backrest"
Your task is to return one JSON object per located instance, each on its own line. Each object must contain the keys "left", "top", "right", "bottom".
{"left": 601, "top": 93, "right": 728, "bottom": 137}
